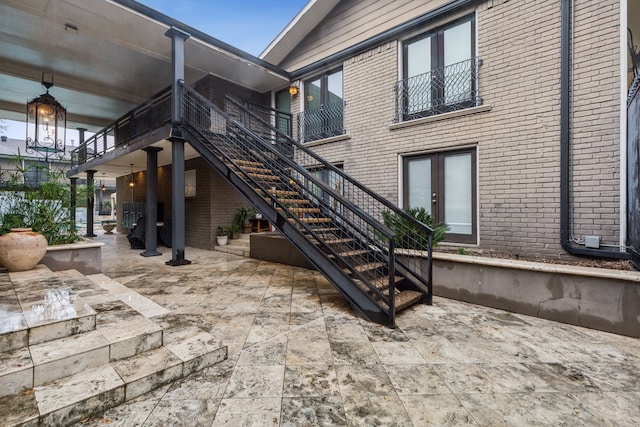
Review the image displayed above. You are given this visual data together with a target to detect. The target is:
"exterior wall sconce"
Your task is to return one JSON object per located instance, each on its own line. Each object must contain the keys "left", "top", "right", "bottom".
{"left": 26, "top": 72, "right": 66, "bottom": 161}
{"left": 288, "top": 83, "right": 299, "bottom": 96}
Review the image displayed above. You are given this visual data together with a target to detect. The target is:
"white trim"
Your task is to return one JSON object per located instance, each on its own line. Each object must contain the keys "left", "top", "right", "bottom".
{"left": 620, "top": 0, "right": 628, "bottom": 250}
{"left": 397, "top": 154, "right": 404, "bottom": 207}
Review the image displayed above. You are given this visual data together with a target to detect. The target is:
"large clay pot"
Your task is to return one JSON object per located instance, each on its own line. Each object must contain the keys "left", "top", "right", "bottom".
{"left": 0, "top": 228, "right": 48, "bottom": 272}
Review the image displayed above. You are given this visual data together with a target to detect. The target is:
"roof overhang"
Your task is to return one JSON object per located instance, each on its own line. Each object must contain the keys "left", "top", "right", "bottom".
{"left": 0, "top": 0, "right": 290, "bottom": 132}
{"left": 260, "top": 0, "right": 340, "bottom": 65}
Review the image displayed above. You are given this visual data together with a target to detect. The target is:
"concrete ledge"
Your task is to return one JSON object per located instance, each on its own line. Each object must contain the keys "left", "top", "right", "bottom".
{"left": 250, "top": 232, "right": 313, "bottom": 269}
{"left": 433, "top": 253, "right": 640, "bottom": 338}
{"left": 42, "top": 240, "right": 104, "bottom": 275}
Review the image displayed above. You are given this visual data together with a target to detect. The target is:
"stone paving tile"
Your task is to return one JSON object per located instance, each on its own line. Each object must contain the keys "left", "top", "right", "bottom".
{"left": 75, "top": 233, "right": 640, "bottom": 426}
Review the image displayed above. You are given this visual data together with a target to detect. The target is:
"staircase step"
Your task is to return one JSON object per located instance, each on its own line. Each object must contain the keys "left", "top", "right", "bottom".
{"left": 395, "top": 290, "right": 425, "bottom": 311}
{"left": 232, "top": 159, "right": 264, "bottom": 168}
{"left": 248, "top": 172, "right": 280, "bottom": 181}
{"left": 34, "top": 365, "right": 125, "bottom": 426}
{"left": 230, "top": 164, "right": 273, "bottom": 175}
{"left": 335, "top": 249, "right": 370, "bottom": 258}
{"left": 278, "top": 207, "right": 321, "bottom": 214}
{"left": 289, "top": 217, "right": 332, "bottom": 224}
{"left": 4, "top": 267, "right": 98, "bottom": 349}
{"left": 322, "top": 238, "right": 354, "bottom": 245}
{"left": 306, "top": 227, "right": 340, "bottom": 234}
{"left": 96, "top": 316, "right": 163, "bottom": 361}
{"left": 275, "top": 198, "right": 311, "bottom": 205}
{"left": 29, "top": 330, "right": 109, "bottom": 387}
{"left": 352, "top": 262, "right": 384, "bottom": 273}
{"left": 0, "top": 347, "right": 33, "bottom": 398}
{"left": 258, "top": 189, "right": 299, "bottom": 197}
{"left": 368, "top": 275, "right": 404, "bottom": 290}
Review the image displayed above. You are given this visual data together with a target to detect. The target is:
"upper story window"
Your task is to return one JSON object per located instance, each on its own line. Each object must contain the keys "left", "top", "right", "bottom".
{"left": 395, "top": 15, "right": 481, "bottom": 122}
{"left": 297, "top": 68, "right": 345, "bottom": 143}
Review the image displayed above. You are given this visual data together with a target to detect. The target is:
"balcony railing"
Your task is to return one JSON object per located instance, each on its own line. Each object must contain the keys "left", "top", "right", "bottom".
{"left": 296, "top": 100, "right": 345, "bottom": 143}
{"left": 394, "top": 57, "right": 482, "bottom": 122}
{"left": 71, "top": 87, "right": 172, "bottom": 167}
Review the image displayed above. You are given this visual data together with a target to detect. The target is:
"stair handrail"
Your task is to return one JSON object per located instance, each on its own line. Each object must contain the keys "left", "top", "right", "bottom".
{"left": 184, "top": 84, "right": 394, "bottom": 240}
{"left": 224, "top": 95, "right": 435, "bottom": 289}
{"left": 182, "top": 83, "right": 399, "bottom": 305}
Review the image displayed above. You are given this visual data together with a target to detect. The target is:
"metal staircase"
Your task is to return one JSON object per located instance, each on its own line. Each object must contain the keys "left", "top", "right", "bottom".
{"left": 180, "top": 83, "right": 435, "bottom": 326}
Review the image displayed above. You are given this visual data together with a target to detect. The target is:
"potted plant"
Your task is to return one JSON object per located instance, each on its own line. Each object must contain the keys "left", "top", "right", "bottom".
{"left": 216, "top": 226, "right": 228, "bottom": 246}
{"left": 228, "top": 223, "right": 241, "bottom": 240}
{"left": 234, "top": 206, "right": 254, "bottom": 234}
{"left": 0, "top": 153, "right": 85, "bottom": 271}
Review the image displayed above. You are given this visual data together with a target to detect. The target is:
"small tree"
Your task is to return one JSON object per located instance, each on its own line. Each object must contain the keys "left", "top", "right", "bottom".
{"left": 0, "top": 151, "right": 84, "bottom": 245}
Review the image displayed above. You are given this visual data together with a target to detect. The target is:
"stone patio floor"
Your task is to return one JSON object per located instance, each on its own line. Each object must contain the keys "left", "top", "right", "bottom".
{"left": 76, "top": 232, "right": 640, "bottom": 426}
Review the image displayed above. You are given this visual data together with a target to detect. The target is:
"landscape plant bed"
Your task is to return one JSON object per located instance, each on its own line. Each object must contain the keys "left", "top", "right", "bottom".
{"left": 432, "top": 252, "right": 640, "bottom": 338}
{"left": 436, "top": 248, "right": 633, "bottom": 271}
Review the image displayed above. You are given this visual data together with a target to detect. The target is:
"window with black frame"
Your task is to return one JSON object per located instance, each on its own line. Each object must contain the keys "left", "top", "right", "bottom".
{"left": 396, "top": 15, "right": 480, "bottom": 122}
{"left": 297, "top": 69, "right": 344, "bottom": 142}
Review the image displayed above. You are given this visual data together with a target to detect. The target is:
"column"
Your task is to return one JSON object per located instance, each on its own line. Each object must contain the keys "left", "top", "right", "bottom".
{"left": 165, "top": 26, "right": 191, "bottom": 266}
{"left": 141, "top": 147, "right": 162, "bottom": 257}
{"left": 85, "top": 169, "right": 97, "bottom": 237}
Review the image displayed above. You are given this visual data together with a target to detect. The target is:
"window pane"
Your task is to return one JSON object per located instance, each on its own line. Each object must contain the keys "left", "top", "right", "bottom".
{"left": 406, "top": 37, "right": 431, "bottom": 113}
{"left": 444, "top": 153, "right": 472, "bottom": 234}
{"left": 327, "top": 70, "right": 343, "bottom": 102}
{"left": 407, "top": 157, "right": 432, "bottom": 214}
{"left": 305, "top": 78, "right": 322, "bottom": 109}
{"left": 444, "top": 20, "right": 472, "bottom": 104}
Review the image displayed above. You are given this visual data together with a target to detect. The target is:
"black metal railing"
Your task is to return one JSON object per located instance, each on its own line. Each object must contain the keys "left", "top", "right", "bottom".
{"left": 394, "top": 57, "right": 482, "bottom": 122}
{"left": 224, "top": 97, "right": 294, "bottom": 159}
{"left": 296, "top": 100, "right": 345, "bottom": 143}
{"left": 70, "top": 86, "right": 172, "bottom": 167}
{"left": 182, "top": 84, "right": 422, "bottom": 322}
{"left": 224, "top": 91, "right": 435, "bottom": 308}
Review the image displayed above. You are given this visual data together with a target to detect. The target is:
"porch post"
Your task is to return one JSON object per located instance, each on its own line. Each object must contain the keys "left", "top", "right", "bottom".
{"left": 165, "top": 26, "right": 191, "bottom": 266}
{"left": 141, "top": 147, "right": 162, "bottom": 257}
{"left": 70, "top": 177, "right": 77, "bottom": 233}
{"left": 85, "top": 169, "right": 97, "bottom": 237}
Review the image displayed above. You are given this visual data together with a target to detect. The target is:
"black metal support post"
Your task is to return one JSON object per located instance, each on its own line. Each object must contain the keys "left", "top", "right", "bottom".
{"left": 165, "top": 26, "right": 191, "bottom": 266}
{"left": 142, "top": 147, "right": 162, "bottom": 257}
{"left": 70, "top": 177, "right": 77, "bottom": 233}
{"left": 85, "top": 169, "right": 97, "bottom": 237}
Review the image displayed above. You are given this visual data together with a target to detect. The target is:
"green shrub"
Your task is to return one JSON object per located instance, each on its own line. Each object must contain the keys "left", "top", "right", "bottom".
{"left": 381, "top": 207, "right": 449, "bottom": 249}
{"left": 0, "top": 153, "right": 84, "bottom": 245}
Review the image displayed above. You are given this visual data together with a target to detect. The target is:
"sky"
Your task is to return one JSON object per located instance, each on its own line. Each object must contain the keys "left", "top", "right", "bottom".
{"left": 138, "top": 0, "right": 308, "bottom": 56}
{"left": 0, "top": 0, "right": 308, "bottom": 141}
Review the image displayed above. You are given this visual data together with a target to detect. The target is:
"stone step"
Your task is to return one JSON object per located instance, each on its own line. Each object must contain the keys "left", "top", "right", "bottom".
{"left": 0, "top": 266, "right": 229, "bottom": 426}
{"left": 0, "top": 329, "right": 227, "bottom": 426}
{"left": 0, "top": 266, "right": 98, "bottom": 353}
{"left": 0, "top": 315, "right": 165, "bottom": 398}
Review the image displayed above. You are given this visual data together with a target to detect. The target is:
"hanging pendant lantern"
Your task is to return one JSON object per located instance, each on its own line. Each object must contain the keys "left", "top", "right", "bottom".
{"left": 26, "top": 73, "right": 66, "bottom": 160}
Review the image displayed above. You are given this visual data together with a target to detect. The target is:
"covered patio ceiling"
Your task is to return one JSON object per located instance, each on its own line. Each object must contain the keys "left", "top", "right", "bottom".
{"left": 0, "top": 0, "right": 290, "bottom": 178}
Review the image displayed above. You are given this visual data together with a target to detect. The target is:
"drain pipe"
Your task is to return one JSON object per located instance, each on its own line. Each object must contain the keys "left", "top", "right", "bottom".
{"left": 560, "top": 0, "right": 630, "bottom": 260}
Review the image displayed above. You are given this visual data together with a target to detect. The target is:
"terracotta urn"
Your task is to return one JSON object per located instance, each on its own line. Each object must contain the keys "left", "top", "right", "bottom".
{"left": 0, "top": 228, "right": 48, "bottom": 272}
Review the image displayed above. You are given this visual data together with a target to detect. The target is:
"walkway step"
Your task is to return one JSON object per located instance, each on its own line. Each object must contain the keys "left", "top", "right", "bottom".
{"left": 0, "top": 268, "right": 228, "bottom": 426}
{"left": 215, "top": 233, "right": 251, "bottom": 257}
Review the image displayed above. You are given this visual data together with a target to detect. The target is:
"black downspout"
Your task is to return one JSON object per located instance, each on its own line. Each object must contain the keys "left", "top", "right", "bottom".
{"left": 560, "top": 0, "right": 630, "bottom": 260}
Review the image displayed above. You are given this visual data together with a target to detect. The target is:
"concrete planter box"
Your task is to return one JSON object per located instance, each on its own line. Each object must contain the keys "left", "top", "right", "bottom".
{"left": 433, "top": 253, "right": 640, "bottom": 338}
{"left": 41, "top": 240, "right": 105, "bottom": 275}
